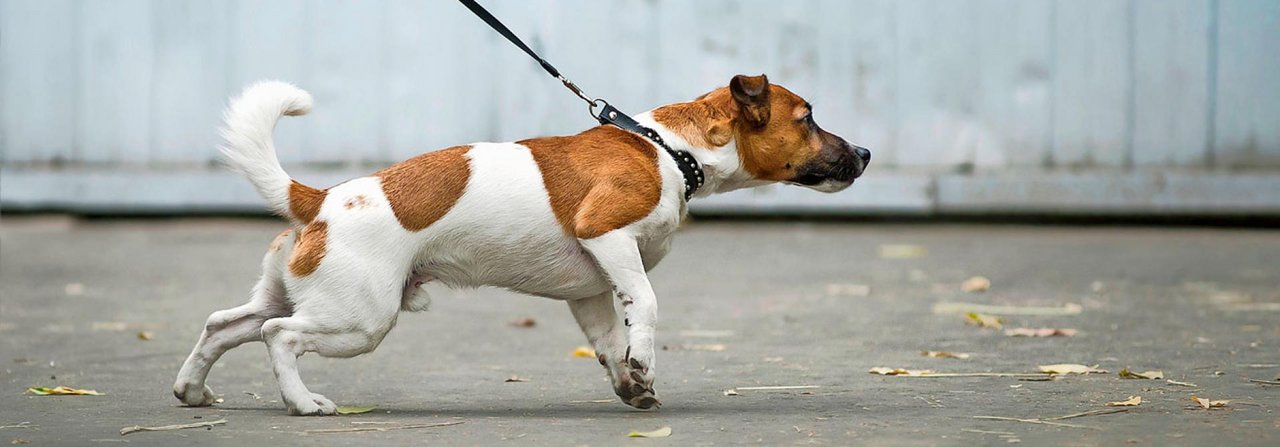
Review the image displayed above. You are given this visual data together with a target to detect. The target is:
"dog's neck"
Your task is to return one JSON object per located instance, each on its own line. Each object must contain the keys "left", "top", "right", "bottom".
{"left": 635, "top": 105, "right": 767, "bottom": 198}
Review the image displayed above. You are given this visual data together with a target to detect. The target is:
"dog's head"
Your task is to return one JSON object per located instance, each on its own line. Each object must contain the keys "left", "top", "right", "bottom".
{"left": 654, "top": 74, "right": 870, "bottom": 193}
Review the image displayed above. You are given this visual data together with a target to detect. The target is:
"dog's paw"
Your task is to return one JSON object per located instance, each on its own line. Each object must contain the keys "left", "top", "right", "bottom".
{"left": 172, "top": 382, "right": 219, "bottom": 407}
{"left": 615, "top": 344, "right": 659, "bottom": 410}
{"left": 287, "top": 393, "right": 338, "bottom": 416}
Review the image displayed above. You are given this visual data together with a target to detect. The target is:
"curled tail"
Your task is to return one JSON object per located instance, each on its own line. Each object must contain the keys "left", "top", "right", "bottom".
{"left": 219, "top": 81, "right": 324, "bottom": 224}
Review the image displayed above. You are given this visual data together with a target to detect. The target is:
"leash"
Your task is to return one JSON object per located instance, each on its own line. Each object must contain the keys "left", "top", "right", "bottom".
{"left": 457, "top": 0, "right": 704, "bottom": 200}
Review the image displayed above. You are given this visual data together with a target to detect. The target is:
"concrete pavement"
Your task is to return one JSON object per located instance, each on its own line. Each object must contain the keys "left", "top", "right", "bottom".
{"left": 1, "top": 216, "right": 1277, "bottom": 445}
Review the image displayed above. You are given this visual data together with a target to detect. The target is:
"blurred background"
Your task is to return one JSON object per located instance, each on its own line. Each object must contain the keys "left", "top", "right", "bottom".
{"left": 1, "top": 0, "right": 1278, "bottom": 217}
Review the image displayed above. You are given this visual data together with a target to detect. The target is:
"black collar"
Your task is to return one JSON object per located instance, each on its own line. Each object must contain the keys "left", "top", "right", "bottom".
{"left": 595, "top": 103, "right": 704, "bottom": 201}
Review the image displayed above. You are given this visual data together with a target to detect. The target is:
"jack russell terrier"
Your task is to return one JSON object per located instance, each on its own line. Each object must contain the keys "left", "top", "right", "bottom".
{"left": 173, "top": 74, "right": 870, "bottom": 415}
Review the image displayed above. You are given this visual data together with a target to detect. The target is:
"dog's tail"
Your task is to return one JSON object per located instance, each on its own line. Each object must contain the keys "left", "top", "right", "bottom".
{"left": 219, "top": 81, "right": 324, "bottom": 224}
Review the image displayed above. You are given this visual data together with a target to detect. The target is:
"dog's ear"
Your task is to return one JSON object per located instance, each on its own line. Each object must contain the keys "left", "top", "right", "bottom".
{"left": 729, "top": 74, "right": 771, "bottom": 128}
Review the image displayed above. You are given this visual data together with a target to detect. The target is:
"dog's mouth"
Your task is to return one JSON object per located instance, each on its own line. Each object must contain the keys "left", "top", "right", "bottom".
{"left": 789, "top": 150, "right": 866, "bottom": 193}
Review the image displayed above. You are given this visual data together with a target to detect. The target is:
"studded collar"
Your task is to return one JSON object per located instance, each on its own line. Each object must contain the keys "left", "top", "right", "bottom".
{"left": 594, "top": 103, "right": 705, "bottom": 201}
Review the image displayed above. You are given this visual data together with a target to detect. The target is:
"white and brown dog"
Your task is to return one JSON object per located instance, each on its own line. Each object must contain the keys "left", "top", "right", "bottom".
{"left": 173, "top": 74, "right": 870, "bottom": 415}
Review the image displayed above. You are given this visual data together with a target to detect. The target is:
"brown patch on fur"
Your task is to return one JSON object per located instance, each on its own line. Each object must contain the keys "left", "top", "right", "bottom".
{"left": 288, "top": 181, "right": 326, "bottom": 223}
{"left": 269, "top": 229, "right": 292, "bottom": 252}
{"left": 343, "top": 195, "right": 371, "bottom": 210}
{"left": 521, "top": 127, "right": 662, "bottom": 239}
{"left": 375, "top": 146, "right": 471, "bottom": 231}
{"left": 288, "top": 221, "right": 328, "bottom": 277}
{"left": 650, "top": 100, "right": 733, "bottom": 149}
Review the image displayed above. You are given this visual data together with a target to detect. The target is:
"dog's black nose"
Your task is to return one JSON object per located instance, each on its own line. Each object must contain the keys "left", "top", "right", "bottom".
{"left": 854, "top": 146, "right": 871, "bottom": 163}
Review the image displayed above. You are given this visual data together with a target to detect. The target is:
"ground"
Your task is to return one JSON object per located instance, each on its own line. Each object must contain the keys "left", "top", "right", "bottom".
{"left": 1, "top": 216, "right": 1277, "bottom": 446}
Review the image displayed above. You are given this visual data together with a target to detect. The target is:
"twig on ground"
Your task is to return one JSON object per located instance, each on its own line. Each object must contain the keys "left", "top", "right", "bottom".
{"left": 1, "top": 422, "right": 33, "bottom": 429}
{"left": 120, "top": 419, "right": 227, "bottom": 436}
{"left": 1166, "top": 379, "right": 1198, "bottom": 387}
{"left": 895, "top": 373, "right": 1054, "bottom": 378}
{"left": 734, "top": 385, "right": 820, "bottom": 391}
{"left": 973, "top": 416, "right": 1096, "bottom": 430}
{"left": 1046, "top": 408, "right": 1129, "bottom": 421}
{"left": 1247, "top": 379, "right": 1280, "bottom": 385}
{"left": 961, "top": 428, "right": 1016, "bottom": 435}
{"left": 303, "top": 420, "right": 464, "bottom": 434}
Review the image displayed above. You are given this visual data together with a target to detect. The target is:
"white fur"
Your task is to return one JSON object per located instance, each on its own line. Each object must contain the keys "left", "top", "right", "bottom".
{"left": 219, "top": 81, "right": 313, "bottom": 221}
{"left": 176, "top": 83, "right": 771, "bottom": 415}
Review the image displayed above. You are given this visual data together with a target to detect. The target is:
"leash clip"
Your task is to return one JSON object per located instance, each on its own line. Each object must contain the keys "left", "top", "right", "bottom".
{"left": 559, "top": 75, "right": 605, "bottom": 116}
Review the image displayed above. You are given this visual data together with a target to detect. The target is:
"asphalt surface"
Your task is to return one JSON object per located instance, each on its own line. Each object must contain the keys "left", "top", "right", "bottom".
{"left": 1, "top": 216, "right": 1277, "bottom": 446}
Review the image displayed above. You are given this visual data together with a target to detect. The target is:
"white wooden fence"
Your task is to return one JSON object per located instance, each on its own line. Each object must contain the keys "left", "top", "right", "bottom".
{"left": 2, "top": 0, "right": 1279, "bottom": 215}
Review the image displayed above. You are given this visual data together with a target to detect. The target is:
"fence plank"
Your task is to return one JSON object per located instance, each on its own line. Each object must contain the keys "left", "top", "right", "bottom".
{"left": 974, "top": 0, "right": 1054, "bottom": 168}
{"left": 1132, "top": 0, "right": 1211, "bottom": 167}
{"left": 149, "top": 0, "right": 231, "bottom": 164}
{"left": 894, "top": 0, "right": 982, "bottom": 169}
{"left": 1214, "top": 0, "right": 1280, "bottom": 168}
{"left": 0, "top": 0, "right": 78, "bottom": 164}
{"left": 1051, "top": 0, "right": 1132, "bottom": 168}
{"left": 75, "top": 0, "right": 155, "bottom": 164}
{"left": 227, "top": 0, "right": 312, "bottom": 166}
{"left": 304, "top": 2, "right": 387, "bottom": 164}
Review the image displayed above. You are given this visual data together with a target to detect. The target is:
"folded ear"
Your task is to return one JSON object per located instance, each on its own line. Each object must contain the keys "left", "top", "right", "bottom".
{"left": 729, "top": 74, "right": 771, "bottom": 128}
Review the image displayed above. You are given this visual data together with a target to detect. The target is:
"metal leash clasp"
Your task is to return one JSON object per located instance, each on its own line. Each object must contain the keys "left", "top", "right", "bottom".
{"left": 559, "top": 75, "right": 608, "bottom": 119}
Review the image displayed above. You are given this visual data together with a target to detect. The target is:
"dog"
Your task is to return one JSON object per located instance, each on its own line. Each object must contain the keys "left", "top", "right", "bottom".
{"left": 173, "top": 74, "right": 870, "bottom": 415}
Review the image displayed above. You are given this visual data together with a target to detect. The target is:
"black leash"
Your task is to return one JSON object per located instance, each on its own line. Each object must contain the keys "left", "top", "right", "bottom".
{"left": 457, "top": 0, "right": 704, "bottom": 200}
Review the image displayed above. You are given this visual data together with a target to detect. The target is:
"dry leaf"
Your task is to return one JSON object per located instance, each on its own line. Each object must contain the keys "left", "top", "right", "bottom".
{"left": 825, "top": 283, "right": 871, "bottom": 297}
{"left": 965, "top": 312, "right": 1003, "bottom": 329}
{"left": 627, "top": 426, "right": 672, "bottom": 438}
{"left": 12, "top": 439, "right": 30, "bottom": 445}
{"left": 868, "top": 367, "right": 934, "bottom": 376}
{"left": 879, "top": 244, "right": 928, "bottom": 259}
{"left": 64, "top": 283, "right": 84, "bottom": 296}
{"left": 1037, "top": 364, "right": 1108, "bottom": 375}
{"left": 961, "top": 276, "right": 991, "bottom": 293}
{"left": 136, "top": 331, "right": 154, "bottom": 341}
{"left": 336, "top": 406, "right": 376, "bottom": 415}
{"left": 571, "top": 346, "right": 596, "bottom": 358}
{"left": 1106, "top": 396, "right": 1143, "bottom": 407}
{"left": 723, "top": 389, "right": 739, "bottom": 396}
{"left": 1190, "top": 395, "right": 1229, "bottom": 409}
{"left": 508, "top": 317, "right": 536, "bottom": 328}
{"left": 921, "top": 351, "right": 971, "bottom": 359}
{"left": 1119, "top": 369, "right": 1164, "bottom": 380}
{"left": 504, "top": 376, "right": 528, "bottom": 383}
{"left": 1004, "top": 328, "right": 1078, "bottom": 337}
{"left": 27, "top": 386, "right": 102, "bottom": 396}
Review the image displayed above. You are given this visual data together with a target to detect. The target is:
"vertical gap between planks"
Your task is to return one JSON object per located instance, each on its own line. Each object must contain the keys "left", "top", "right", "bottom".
{"left": 1204, "top": 0, "right": 1219, "bottom": 168}
{"left": 1044, "top": 0, "right": 1058, "bottom": 169}
{"left": 1124, "top": 0, "right": 1136, "bottom": 171}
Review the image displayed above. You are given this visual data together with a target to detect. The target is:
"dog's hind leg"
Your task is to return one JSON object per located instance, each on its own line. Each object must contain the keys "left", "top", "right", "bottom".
{"left": 261, "top": 271, "right": 402, "bottom": 415}
{"left": 173, "top": 229, "right": 295, "bottom": 407}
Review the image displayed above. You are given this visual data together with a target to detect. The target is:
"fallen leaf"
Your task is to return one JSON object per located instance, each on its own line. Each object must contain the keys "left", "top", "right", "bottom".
{"left": 12, "top": 439, "right": 30, "bottom": 445}
{"left": 1190, "top": 395, "right": 1229, "bottom": 409}
{"left": 933, "top": 302, "right": 1084, "bottom": 316}
{"left": 961, "top": 276, "right": 991, "bottom": 293}
{"left": 504, "top": 376, "right": 528, "bottom": 383}
{"left": 1106, "top": 396, "right": 1142, "bottom": 407}
{"left": 571, "top": 346, "right": 596, "bottom": 358}
{"left": 336, "top": 406, "right": 377, "bottom": 415}
{"left": 663, "top": 343, "right": 726, "bottom": 352}
{"left": 1004, "top": 328, "right": 1078, "bottom": 337}
{"left": 878, "top": 244, "right": 927, "bottom": 259}
{"left": 627, "top": 426, "right": 672, "bottom": 438}
{"left": 508, "top": 317, "right": 536, "bottom": 328}
{"left": 136, "top": 331, "right": 154, "bottom": 341}
{"left": 27, "top": 386, "right": 102, "bottom": 396}
{"left": 723, "top": 389, "right": 739, "bottom": 396}
{"left": 869, "top": 367, "right": 934, "bottom": 376}
{"left": 1119, "top": 369, "right": 1164, "bottom": 380}
{"left": 965, "top": 312, "right": 1003, "bottom": 329}
{"left": 825, "top": 283, "right": 871, "bottom": 297}
{"left": 1037, "top": 364, "right": 1108, "bottom": 375}
{"left": 64, "top": 283, "right": 84, "bottom": 296}
{"left": 921, "top": 351, "right": 971, "bottom": 359}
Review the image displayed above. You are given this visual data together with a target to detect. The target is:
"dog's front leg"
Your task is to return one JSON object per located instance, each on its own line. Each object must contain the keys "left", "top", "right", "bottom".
{"left": 579, "top": 230, "right": 660, "bottom": 409}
